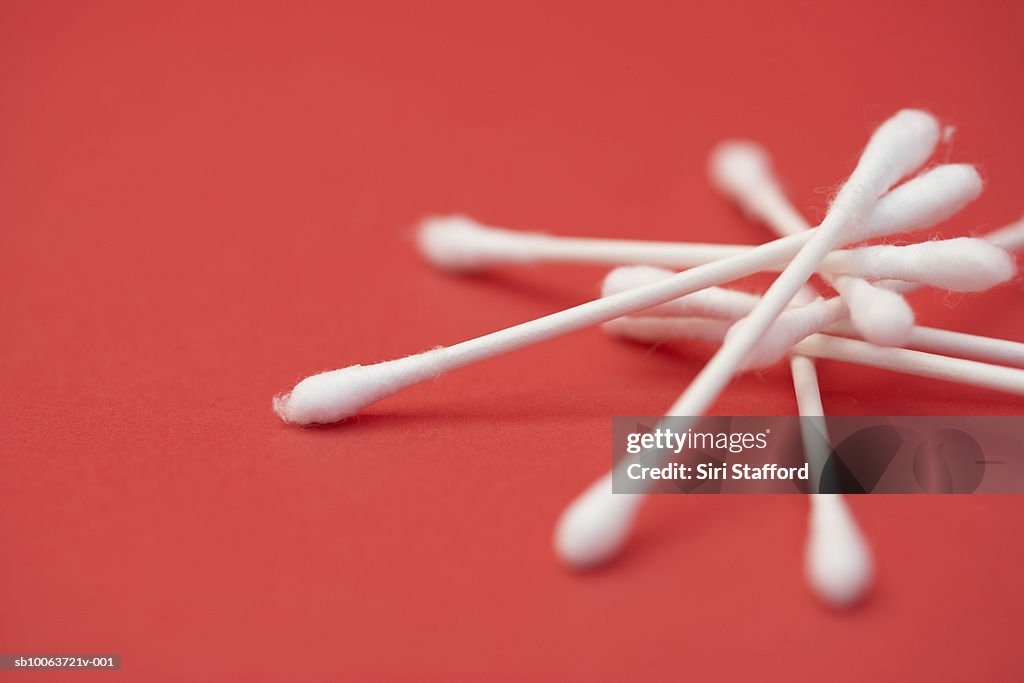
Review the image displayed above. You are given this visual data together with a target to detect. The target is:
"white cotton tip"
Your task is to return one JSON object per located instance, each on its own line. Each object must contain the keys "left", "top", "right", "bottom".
{"left": 982, "top": 217, "right": 1024, "bottom": 252}
{"left": 839, "top": 279, "right": 915, "bottom": 347}
{"left": 856, "top": 164, "right": 982, "bottom": 242}
{"left": 601, "top": 265, "right": 674, "bottom": 296}
{"left": 417, "top": 215, "right": 540, "bottom": 272}
{"left": 708, "top": 140, "right": 774, "bottom": 201}
{"left": 273, "top": 351, "right": 446, "bottom": 425}
{"left": 554, "top": 473, "right": 643, "bottom": 570}
{"left": 852, "top": 109, "right": 941, "bottom": 191}
{"left": 602, "top": 266, "right": 760, "bottom": 320}
{"left": 913, "top": 239, "right": 1015, "bottom": 291}
{"left": 839, "top": 239, "right": 1016, "bottom": 292}
{"left": 805, "top": 495, "right": 874, "bottom": 608}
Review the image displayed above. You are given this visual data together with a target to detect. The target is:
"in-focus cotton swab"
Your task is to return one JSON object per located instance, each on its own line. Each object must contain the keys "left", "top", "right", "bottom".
{"left": 820, "top": 238, "right": 1011, "bottom": 290}
{"left": 789, "top": 355, "right": 874, "bottom": 607}
{"left": 555, "top": 109, "right": 941, "bottom": 569}
{"left": 710, "top": 139, "right": 915, "bottom": 346}
{"left": 605, "top": 215, "right": 1024, "bottom": 368}
{"left": 276, "top": 141, "right": 973, "bottom": 426}
{"left": 603, "top": 316, "right": 1024, "bottom": 395}
{"left": 603, "top": 247, "right": 1016, "bottom": 369}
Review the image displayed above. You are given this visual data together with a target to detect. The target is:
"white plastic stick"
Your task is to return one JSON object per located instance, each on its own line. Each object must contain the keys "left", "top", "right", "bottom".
{"left": 277, "top": 140, "right": 971, "bottom": 426}
{"left": 709, "top": 139, "right": 914, "bottom": 346}
{"left": 555, "top": 109, "right": 942, "bottom": 569}
{"left": 789, "top": 355, "right": 874, "bottom": 608}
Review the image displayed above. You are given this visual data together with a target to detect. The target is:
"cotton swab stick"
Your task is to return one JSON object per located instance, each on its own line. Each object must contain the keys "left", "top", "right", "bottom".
{"left": 276, "top": 153, "right": 974, "bottom": 426}
{"left": 603, "top": 316, "right": 1024, "bottom": 395}
{"left": 709, "top": 139, "right": 914, "bottom": 346}
{"left": 789, "top": 355, "right": 874, "bottom": 607}
{"left": 554, "top": 109, "right": 942, "bottom": 569}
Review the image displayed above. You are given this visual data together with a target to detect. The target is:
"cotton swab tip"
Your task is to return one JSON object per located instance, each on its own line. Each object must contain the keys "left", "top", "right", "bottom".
{"left": 825, "top": 239, "right": 1014, "bottom": 292}
{"left": 273, "top": 365, "right": 387, "bottom": 425}
{"left": 853, "top": 163, "right": 982, "bottom": 242}
{"left": 933, "top": 238, "right": 1016, "bottom": 290}
{"left": 554, "top": 474, "right": 642, "bottom": 570}
{"left": 805, "top": 496, "right": 874, "bottom": 607}
{"left": 708, "top": 140, "right": 774, "bottom": 199}
{"left": 601, "top": 265, "right": 673, "bottom": 297}
{"left": 274, "top": 352, "right": 446, "bottom": 425}
{"left": 842, "top": 281, "right": 915, "bottom": 347}
{"left": 417, "top": 215, "right": 537, "bottom": 272}
{"left": 854, "top": 109, "right": 941, "bottom": 189}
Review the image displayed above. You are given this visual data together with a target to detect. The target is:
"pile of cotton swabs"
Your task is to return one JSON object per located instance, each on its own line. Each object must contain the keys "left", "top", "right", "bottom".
{"left": 275, "top": 109, "right": 1024, "bottom": 608}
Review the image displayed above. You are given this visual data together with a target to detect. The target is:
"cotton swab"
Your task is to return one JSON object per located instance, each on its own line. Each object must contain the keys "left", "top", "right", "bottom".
{"left": 555, "top": 109, "right": 941, "bottom": 569}
{"left": 881, "top": 218, "right": 1024, "bottom": 298}
{"left": 710, "top": 139, "right": 914, "bottom": 346}
{"left": 418, "top": 164, "right": 982, "bottom": 274}
{"left": 276, "top": 158, "right": 973, "bottom": 426}
{"left": 603, "top": 316, "right": 1024, "bottom": 395}
{"left": 600, "top": 232, "right": 1016, "bottom": 369}
{"left": 418, "top": 215, "right": 753, "bottom": 271}
{"left": 604, "top": 214, "right": 1024, "bottom": 366}
{"left": 789, "top": 355, "right": 874, "bottom": 607}
{"left": 422, "top": 219, "right": 1004, "bottom": 285}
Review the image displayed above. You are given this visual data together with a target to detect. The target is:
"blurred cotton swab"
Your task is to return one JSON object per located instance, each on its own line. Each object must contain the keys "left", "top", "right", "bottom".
{"left": 422, "top": 219, "right": 1004, "bottom": 286}
{"left": 709, "top": 139, "right": 914, "bottom": 346}
{"left": 276, "top": 127, "right": 972, "bottom": 426}
{"left": 555, "top": 109, "right": 942, "bottom": 569}
{"left": 418, "top": 163, "right": 980, "bottom": 274}
{"left": 790, "top": 355, "right": 874, "bottom": 607}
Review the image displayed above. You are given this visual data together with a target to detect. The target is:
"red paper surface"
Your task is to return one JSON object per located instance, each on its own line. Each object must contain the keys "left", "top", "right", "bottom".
{"left": 2, "top": 2, "right": 1023, "bottom": 680}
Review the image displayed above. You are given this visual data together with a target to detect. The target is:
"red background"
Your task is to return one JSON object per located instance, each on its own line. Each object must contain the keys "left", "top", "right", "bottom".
{"left": 2, "top": 1, "right": 1023, "bottom": 680}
